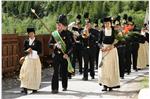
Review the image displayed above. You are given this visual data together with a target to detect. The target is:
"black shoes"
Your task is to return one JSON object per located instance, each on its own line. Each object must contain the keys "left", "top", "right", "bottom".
{"left": 68, "top": 76, "right": 72, "bottom": 79}
{"left": 21, "top": 88, "right": 38, "bottom": 95}
{"left": 21, "top": 88, "right": 28, "bottom": 95}
{"left": 79, "top": 72, "right": 82, "bottom": 75}
{"left": 127, "top": 71, "right": 130, "bottom": 75}
{"left": 101, "top": 86, "right": 113, "bottom": 91}
{"left": 32, "top": 90, "right": 37, "bottom": 93}
{"left": 82, "top": 77, "right": 88, "bottom": 81}
{"left": 109, "top": 88, "right": 113, "bottom": 91}
{"left": 134, "top": 68, "right": 138, "bottom": 72}
{"left": 62, "top": 88, "right": 67, "bottom": 91}
{"left": 121, "top": 76, "right": 124, "bottom": 79}
{"left": 102, "top": 86, "right": 107, "bottom": 91}
{"left": 51, "top": 90, "right": 58, "bottom": 94}
{"left": 91, "top": 76, "right": 95, "bottom": 79}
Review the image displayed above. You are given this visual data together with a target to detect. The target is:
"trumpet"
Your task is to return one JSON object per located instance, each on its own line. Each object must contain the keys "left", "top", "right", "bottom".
{"left": 82, "top": 29, "right": 90, "bottom": 38}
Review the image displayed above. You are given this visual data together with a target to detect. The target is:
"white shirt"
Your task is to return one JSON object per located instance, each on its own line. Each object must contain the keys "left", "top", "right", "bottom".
{"left": 105, "top": 28, "right": 112, "bottom": 36}
{"left": 29, "top": 37, "right": 35, "bottom": 45}
{"left": 28, "top": 37, "right": 38, "bottom": 59}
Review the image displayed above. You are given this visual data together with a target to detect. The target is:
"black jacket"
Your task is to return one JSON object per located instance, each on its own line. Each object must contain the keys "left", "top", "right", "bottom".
{"left": 24, "top": 38, "right": 42, "bottom": 55}
{"left": 48, "top": 30, "right": 75, "bottom": 56}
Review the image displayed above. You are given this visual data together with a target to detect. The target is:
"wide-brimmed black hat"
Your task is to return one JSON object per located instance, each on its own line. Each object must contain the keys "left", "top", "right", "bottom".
{"left": 76, "top": 14, "right": 81, "bottom": 24}
{"left": 76, "top": 14, "right": 81, "bottom": 20}
{"left": 56, "top": 14, "right": 68, "bottom": 26}
{"left": 27, "top": 28, "right": 35, "bottom": 33}
{"left": 84, "top": 12, "right": 89, "bottom": 19}
{"left": 116, "top": 15, "right": 121, "bottom": 21}
{"left": 123, "top": 14, "right": 128, "bottom": 20}
{"left": 128, "top": 16, "right": 132, "bottom": 22}
{"left": 103, "top": 17, "right": 111, "bottom": 22}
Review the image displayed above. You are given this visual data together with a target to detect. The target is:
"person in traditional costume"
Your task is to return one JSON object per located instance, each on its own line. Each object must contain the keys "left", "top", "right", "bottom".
{"left": 128, "top": 16, "right": 139, "bottom": 72}
{"left": 77, "top": 12, "right": 101, "bottom": 80}
{"left": 48, "top": 14, "right": 75, "bottom": 94}
{"left": 19, "top": 27, "right": 42, "bottom": 95}
{"left": 137, "top": 24, "right": 149, "bottom": 69}
{"left": 93, "top": 18, "right": 101, "bottom": 69}
{"left": 114, "top": 16, "right": 126, "bottom": 79}
{"left": 68, "top": 14, "right": 84, "bottom": 76}
{"left": 98, "top": 17, "right": 120, "bottom": 91}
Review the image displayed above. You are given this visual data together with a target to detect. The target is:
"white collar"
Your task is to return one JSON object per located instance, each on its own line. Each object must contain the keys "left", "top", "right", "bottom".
{"left": 29, "top": 37, "right": 35, "bottom": 45}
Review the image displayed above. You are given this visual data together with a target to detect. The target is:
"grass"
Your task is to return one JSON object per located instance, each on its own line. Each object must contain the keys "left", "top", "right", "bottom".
{"left": 141, "top": 76, "right": 149, "bottom": 88}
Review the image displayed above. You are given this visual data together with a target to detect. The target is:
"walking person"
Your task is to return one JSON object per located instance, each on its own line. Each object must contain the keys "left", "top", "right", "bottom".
{"left": 78, "top": 15, "right": 101, "bottom": 80}
{"left": 19, "top": 27, "right": 42, "bottom": 95}
{"left": 98, "top": 17, "right": 120, "bottom": 91}
{"left": 49, "top": 14, "right": 75, "bottom": 94}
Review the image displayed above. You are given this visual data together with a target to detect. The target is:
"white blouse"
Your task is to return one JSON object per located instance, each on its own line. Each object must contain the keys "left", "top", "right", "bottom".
{"left": 29, "top": 37, "right": 35, "bottom": 45}
{"left": 105, "top": 28, "right": 112, "bottom": 36}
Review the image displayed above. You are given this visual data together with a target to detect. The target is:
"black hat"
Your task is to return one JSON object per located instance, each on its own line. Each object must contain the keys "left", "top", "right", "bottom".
{"left": 123, "top": 14, "right": 128, "bottom": 20}
{"left": 103, "top": 17, "right": 111, "bottom": 22}
{"left": 27, "top": 28, "right": 35, "bottom": 33}
{"left": 76, "top": 14, "right": 81, "bottom": 20}
{"left": 56, "top": 14, "right": 68, "bottom": 26}
{"left": 84, "top": 12, "right": 89, "bottom": 19}
{"left": 76, "top": 14, "right": 81, "bottom": 24}
{"left": 116, "top": 15, "right": 121, "bottom": 21}
{"left": 100, "top": 18, "right": 104, "bottom": 23}
{"left": 94, "top": 18, "right": 98, "bottom": 27}
{"left": 128, "top": 16, "right": 132, "bottom": 22}
{"left": 94, "top": 18, "right": 98, "bottom": 24}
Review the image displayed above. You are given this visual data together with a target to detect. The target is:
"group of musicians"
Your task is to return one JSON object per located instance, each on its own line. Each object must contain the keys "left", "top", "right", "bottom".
{"left": 19, "top": 12, "right": 149, "bottom": 94}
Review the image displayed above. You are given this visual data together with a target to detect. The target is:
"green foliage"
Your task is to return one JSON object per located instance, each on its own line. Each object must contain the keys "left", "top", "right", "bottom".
{"left": 2, "top": 1, "right": 148, "bottom": 35}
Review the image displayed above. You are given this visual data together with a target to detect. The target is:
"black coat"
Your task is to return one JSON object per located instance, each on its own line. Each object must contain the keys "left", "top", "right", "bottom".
{"left": 48, "top": 30, "right": 75, "bottom": 56}
{"left": 24, "top": 38, "right": 42, "bottom": 55}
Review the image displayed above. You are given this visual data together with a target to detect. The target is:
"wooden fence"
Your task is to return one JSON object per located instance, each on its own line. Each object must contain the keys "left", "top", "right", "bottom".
{"left": 2, "top": 34, "right": 53, "bottom": 78}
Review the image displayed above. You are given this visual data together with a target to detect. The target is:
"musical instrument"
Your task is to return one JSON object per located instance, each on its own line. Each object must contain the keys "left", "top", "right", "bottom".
{"left": 82, "top": 28, "right": 90, "bottom": 38}
{"left": 31, "top": 8, "right": 51, "bottom": 33}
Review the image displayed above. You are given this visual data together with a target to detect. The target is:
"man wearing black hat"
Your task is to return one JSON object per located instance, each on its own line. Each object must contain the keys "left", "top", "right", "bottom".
{"left": 77, "top": 13, "right": 100, "bottom": 80}
{"left": 48, "top": 14, "right": 75, "bottom": 94}
{"left": 19, "top": 27, "right": 42, "bottom": 95}
{"left": 127, "top": 16, "right": 139, "bottom": 72}
{"left": 93, "top": 18, "right": 102, "bottom": 69}
{"left": 121, "top": 14, "right": 128, "bottom": 25}
{"left": 71, "top": 14, "right": 84, "bottom": 75}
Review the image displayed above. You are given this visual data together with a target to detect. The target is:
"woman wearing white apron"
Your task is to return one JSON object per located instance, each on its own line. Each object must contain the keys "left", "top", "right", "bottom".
{"left": 137, "top": 28, "right": 149, "bottom": 69}
{"left": 98, "top": 17, "right": 120, "bottom": 91}
{"left": 19, "top": 28, "right": 42, "bottom": 95}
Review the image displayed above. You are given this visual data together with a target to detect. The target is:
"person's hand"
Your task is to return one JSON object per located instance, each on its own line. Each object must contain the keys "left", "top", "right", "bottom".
{"left": 63, "top": 54, "right": 69, "bottom": 59}
{"left": 101, "top": 47, "right": 106, "bottom": 52}
{"left": 26, "top": 48, "right": 32, "bottom": 53}
{"left": 55, "top": 42, "right": 61, "bottom": 49}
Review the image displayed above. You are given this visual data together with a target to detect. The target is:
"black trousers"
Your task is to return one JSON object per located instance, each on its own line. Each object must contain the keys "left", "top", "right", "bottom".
{"left": 51, "top": 53, "right": 68, "bottom": 90}
{"left": 125, "top": 44, "right": 131, "bottom": 73}
{"left": 82, "top": 47, "right": 95, "bottom": 78}
{"left": 117, "top": 45, "right": 126, "bottom": 78}
{"left": 130, "top": 43, "right": 139, "bottom": 70}
{"left": 72, "top": 43, "right": 83, "bottom": 73}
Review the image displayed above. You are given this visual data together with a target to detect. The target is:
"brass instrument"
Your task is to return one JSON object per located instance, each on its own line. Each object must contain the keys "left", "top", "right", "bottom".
{"left": 82, "top": 29, "right": 90, "bottom": 38}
